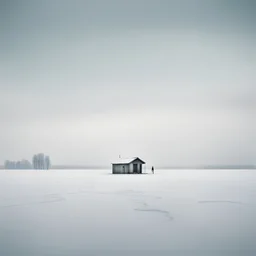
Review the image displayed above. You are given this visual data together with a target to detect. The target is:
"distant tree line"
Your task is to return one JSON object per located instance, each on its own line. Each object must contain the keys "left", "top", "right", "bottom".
{"left": 4, "top": 159, "right": 32, "bottom": 169}
{"left": 4, "top": 153, "right": 51, "bottom": 170}
{"left": 33, "top": 153, "right": 51, "bottom": 170}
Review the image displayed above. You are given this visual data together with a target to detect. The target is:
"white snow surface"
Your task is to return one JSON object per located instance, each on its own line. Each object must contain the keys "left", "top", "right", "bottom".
{"left": 0, "top": 169, "right": 255, "bottom": 256}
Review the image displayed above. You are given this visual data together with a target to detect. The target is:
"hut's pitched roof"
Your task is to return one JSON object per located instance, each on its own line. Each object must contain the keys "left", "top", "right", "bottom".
{"left": 112, "top": 157, "right": 145, "bottom": 164}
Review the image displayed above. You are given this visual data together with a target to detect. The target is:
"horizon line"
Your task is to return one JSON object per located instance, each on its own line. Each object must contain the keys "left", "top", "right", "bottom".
{"left": 1, "top": 164, "right": 255, "bottom": 170}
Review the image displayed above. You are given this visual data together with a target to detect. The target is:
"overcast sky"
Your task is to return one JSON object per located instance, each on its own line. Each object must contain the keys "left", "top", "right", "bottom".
{"left": 0, "top": 0, "right": 255, "bottom": 167}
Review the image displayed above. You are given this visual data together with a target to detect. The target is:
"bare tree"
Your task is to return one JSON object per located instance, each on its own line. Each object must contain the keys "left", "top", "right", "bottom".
{"left": 44, "top": 156, "right": 51, "bottom": 170}
{"left": 33, "top": 155, "right": 38, "bottom": 169}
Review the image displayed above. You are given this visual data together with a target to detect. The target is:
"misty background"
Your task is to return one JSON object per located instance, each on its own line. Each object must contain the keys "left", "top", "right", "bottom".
{"left": 0, "top": 0, "right": 255, "bottom": 167}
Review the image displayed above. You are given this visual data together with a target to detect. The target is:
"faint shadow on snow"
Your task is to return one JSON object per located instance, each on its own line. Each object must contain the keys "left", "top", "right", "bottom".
{"left": 0, "top": 194, "right": 66, "bottom": 208}
{"left": 134, "top": 208, "right": 174, "bottom": 221}
{"left": 134, "top": 200, "right": 173, "bottom": 221}
{"left": 198, "top": 200, "right": 243, "bottom": 205}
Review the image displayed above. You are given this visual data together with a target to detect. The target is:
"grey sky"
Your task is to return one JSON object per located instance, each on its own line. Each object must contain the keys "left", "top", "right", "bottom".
{"left": 1, "top": 0, "right": 255, "bottom": 167}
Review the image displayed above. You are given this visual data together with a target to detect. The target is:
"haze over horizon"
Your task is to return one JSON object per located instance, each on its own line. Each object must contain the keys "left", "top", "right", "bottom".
{"left": 1, "top": 0, "right": 255, "bottom": 167}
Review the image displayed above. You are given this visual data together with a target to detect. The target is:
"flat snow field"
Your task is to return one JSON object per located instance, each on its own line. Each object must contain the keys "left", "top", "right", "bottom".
{"left": 0, "top": 169, "right": 255, "bottom": 256}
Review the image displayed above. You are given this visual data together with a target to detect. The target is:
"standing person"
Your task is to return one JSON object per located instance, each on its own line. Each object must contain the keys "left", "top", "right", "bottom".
{"left": 152, "top": 166, "right": 154, "bottom": 174}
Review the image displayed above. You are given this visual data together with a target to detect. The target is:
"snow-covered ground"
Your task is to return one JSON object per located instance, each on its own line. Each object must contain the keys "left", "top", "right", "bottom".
{"left": 0, "top": 169, "right": 255, "bottom": 256}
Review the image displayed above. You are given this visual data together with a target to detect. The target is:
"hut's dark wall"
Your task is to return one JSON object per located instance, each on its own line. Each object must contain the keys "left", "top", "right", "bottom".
{"left": 112, "top": 164, "right": 129, "bottom": 174}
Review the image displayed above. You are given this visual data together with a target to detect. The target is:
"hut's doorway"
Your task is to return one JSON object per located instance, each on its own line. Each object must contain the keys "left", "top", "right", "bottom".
{"left": 139, "top": 164, "right": 142, "bottom": 173}
{"left": 133, "top": 164, "right": 138, "bottom": 173}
